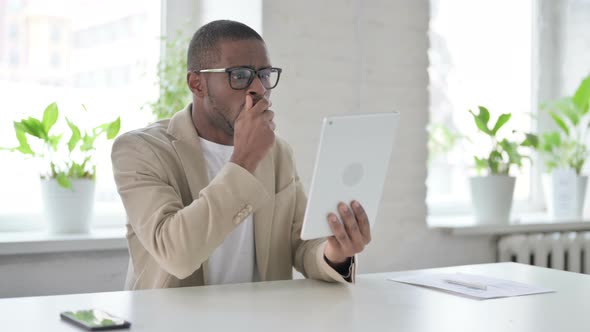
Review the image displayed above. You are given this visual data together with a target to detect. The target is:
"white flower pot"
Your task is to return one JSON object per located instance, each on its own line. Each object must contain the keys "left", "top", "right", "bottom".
{"left": 542, "top": 169, "right": 588, "bottom": 220}
{"left": 40, "top": 179, "right": 96, "bottom": 234}
{"left": 469, "top": 175, "right": 516, "bottom": 225}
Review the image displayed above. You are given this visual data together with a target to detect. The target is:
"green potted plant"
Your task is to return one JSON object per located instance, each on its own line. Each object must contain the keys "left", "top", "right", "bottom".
{"left": 146, "top": 31, "right": 192, "bottom": 120}
{"left": 537, "top": 74, "right": 590, "bottom": 220}
{"left": 1, "top": 102, "right": 120, "bottom": 233}
{"left": 468, "top": 106, "right": 538, "bottom": 224}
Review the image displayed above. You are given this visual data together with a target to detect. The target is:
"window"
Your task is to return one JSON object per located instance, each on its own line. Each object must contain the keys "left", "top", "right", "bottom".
{"left": 50, "top": 24, "right": 61, "bottom": 42}
{"left": 0, "top": 0, "right": 160, "bottom": 230}
{"left": 9, "top": 24, "right": 19, "bottom": 40}
{"left": 428, "top": 0, "right": 590, "bottom": 217}
{"left": 50, "top": 52, "right": 61, "bottom": 67}
{"left": 9, "top": 50, "right": 19, "bottom": 65}
{"left": 427, "top": 0, "right": 534, "bottom": 215}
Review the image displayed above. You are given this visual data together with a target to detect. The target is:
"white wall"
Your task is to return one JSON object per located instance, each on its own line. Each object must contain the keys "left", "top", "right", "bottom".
{"left": 160, "top": 0, "right": 201, "bottom": 38}
{"left": 201, "top": 0, "right": 262, "bottom": 34}
{"left": 559, "top": 0, "right": 590, "bottom": 96}
{"left": 263, "top": 0, "right": 497, "bottom": 273}
{"left": 0, "top": 250, "right": 128, "bottom": 298}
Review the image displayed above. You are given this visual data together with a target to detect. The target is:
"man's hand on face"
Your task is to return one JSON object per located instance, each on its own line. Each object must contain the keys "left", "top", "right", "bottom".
{"left": 230, "top": 95, "right": 276, "bottom": 173}
{"left": 323, "top": 200, "right": 371, "bottom": 267}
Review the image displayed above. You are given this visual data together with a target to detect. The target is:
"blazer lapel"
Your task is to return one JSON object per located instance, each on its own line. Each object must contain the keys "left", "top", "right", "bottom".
{"left": 253, "top": 150, "right": 275, "bottom": 281}
{"left": 167, "top": 104, "right": 210, "bottom": 283}
{"left": 167, "top": 104, "right": 209, "bottom": 201}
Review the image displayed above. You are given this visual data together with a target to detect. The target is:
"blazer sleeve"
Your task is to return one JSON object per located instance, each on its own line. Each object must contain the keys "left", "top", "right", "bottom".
{"left": 112, "top": 133, "right": 271, "bottom": 279}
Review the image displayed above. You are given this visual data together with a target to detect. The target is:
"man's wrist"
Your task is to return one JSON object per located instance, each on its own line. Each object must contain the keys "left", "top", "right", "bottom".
{"left": 324, "top": 255, "right": 353, "bottom": 278}
{"left": 230, "top": 155, "right": 256, "bottom": 173}
{"left": 324, "top": 254, "right": 348, "bottom": 266}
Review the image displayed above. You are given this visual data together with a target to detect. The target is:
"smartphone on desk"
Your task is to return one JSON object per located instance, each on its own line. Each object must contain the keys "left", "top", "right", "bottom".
{"left": 60, "top": 309, "right": 131, "bottom": 330}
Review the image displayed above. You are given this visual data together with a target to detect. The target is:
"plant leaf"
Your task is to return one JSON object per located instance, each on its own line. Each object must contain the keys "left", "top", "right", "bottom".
{"left": 469, "top": 109, "right": 492, "bottom": 135}
{"left": 50, "top": 162, "right": 57, "bottom": 177}
{"left": 540, "top": 131, "right": 561, "bottom": 152}
{"left": 478, "top": 106, "right": 490, "bottom": 125}
{"left": 563, "top": 105, "right": 580, "bottom": 126}
{"left": 573, "top": 75, "right": 590, "bottom": 114}
{"left": 491, "top": 113, "right": 511, "bottom": 135}
{"left": 80, "top": 133, "right": 96, "bottom": 152}
{"left": 549, "top": 111, "right": 570, "bottom": 136}
{"left": 20, "top": 117, "right": 47, "bottom": 140}
{"left": 546, "top": 97, "right": 581, "bottom": 126}
{"left": 68, "top": 158, "right": 92, "bottom": 178}
{"left": 521, "top": 133, "right": 539, "bottom": 148}
{"left": 13, "top": 122, "right": 35, "bottom": 155}
{"left": 48, "top": 135, "right": 62, "bottom": 151}
{"left": 66, "top": 118, "right": 81, "bottom": 153}
{"left": 500, "top": 139, "right": 521, "bottom": 167}
{"left": 488, "top": 150, "right": 503, "bottom": 174}
{"left": 42, "top": 102, "right": 59, "bottom": 134}
{"left": 105, "top": 117, "right": 121, "bottom": 139}
{"left": 56, "top": 172, "right": 72, "bottom": 190}
{"left": 474, "top": 156, "right": 487, "bottom": 175}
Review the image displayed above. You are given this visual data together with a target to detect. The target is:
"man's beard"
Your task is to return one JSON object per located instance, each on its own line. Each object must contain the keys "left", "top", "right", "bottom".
{"left": 208, "top": 97, "right": 237, "bottom": 137}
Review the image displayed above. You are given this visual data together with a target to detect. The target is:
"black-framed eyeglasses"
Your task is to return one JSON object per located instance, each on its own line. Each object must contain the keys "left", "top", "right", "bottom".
{"left": 197, "top": 66, "right": 282, "bottom": 90}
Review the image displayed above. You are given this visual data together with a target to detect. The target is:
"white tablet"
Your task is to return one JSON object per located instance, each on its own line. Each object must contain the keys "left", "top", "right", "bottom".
{"left": 300, "top": 112, "right": 400, "bottom": 240}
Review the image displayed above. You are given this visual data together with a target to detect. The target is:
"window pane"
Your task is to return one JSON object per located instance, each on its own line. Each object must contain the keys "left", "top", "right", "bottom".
{"left": 427, "top": 0, "right": 533, "bottom": 212}
{"left": 0, "top": 0, "right": 160, "bottom": 221}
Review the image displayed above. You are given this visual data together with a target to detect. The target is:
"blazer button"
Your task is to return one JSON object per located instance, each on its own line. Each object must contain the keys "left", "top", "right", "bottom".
{"left": 233, "top": 216, "right": 241, "bottom": 225}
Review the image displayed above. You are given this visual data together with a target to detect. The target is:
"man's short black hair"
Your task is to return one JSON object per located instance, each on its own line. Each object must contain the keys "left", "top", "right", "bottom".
{"left": 187, "top": 20, "right": 264, "bottom": 72}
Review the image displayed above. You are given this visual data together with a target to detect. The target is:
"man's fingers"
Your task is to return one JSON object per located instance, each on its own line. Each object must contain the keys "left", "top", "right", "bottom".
{"left": 250, "top": 97, "right": 270, "bottom": 113}
{"left": 326, "top": 236, "right": 340, "bottom": 250}
{"left": 263, "top": 109, "right": 275, "bottom": 122}
{"left": 338, "top": 202, "right": 365, "bottom": 252}
{"left": 261, "top": 110, "right": 275, "bottom": 131}
{"left": 327, "top": 213, "right": 353, "bottom": 255}
{"left": 245, "top": 95, "right": 253, "bottom": 111}
{"left": 351, "top": 200, "right": 371, "bottom": 244}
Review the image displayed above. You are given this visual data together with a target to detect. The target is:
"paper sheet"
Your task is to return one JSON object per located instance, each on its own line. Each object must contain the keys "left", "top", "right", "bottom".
{"left": 388, "top": 272, "right": 555, "bottom": 299}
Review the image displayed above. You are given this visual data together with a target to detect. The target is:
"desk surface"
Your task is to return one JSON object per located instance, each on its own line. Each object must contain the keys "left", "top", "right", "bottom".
{"left": 2, "top": 262, "right": 588, "bottom": 331}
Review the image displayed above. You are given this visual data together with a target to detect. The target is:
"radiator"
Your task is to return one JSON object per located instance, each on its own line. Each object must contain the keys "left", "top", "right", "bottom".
{"left": 498, "top": 232, "right": 590, "bottom": 274}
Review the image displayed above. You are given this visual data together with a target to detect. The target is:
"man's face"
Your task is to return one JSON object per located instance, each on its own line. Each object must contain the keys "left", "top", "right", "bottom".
{"left": 201, "top": 39, "right": 272, "bottom": 137}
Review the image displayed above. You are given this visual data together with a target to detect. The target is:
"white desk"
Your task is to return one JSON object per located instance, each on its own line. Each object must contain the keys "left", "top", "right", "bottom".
{"left": 1, "top": 262, "right": 588, "bottom": 331}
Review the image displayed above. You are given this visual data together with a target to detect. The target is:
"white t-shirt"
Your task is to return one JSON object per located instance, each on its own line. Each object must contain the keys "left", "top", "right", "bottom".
{"left": 198, "top": 137, "right": 257, "bottom": 285}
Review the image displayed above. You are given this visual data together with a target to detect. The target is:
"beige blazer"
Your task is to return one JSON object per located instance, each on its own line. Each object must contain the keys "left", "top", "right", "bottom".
{"left": 111, "top": 104, "right": 355, "bottom": 290}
